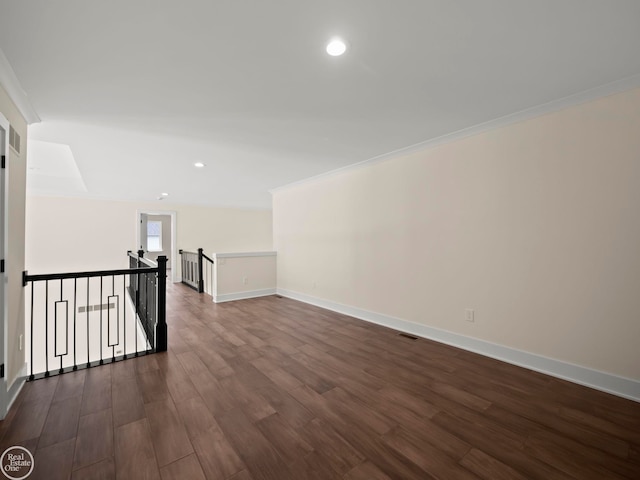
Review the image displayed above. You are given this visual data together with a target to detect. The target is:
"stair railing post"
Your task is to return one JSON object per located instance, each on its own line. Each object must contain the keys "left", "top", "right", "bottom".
{"left": 197, "top": 248, "right": 204, "bottom": 293}
{"left": 156, "top": 255, "right": 168, "bottom": 352}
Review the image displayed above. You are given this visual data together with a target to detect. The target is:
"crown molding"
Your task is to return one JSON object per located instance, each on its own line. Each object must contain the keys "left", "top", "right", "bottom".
{"left": 270, "top": 73, "right": 640, "bottom": 195}
{"left": 0, "top": 48, "right": 40, "bottom": 124}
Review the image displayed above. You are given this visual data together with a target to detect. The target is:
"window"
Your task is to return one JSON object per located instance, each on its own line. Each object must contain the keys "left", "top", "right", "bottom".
{"left": 147, "top": 221, "right": 162, "bottom": 251}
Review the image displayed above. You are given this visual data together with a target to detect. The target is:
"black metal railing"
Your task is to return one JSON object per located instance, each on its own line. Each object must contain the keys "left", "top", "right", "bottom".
{"left": 23, "top": 251, "right": 167, "bottom": 380}
{"left": 179, "top": 248, "right": 214, "bottom": 295}
{"left": 128, "top": 250, "right": 162, "bottom": 347}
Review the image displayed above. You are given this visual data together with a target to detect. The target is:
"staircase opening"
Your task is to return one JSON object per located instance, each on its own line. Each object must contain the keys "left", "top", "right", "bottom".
{"left": 23, "top": 251, "right": 167, "bottom": 380}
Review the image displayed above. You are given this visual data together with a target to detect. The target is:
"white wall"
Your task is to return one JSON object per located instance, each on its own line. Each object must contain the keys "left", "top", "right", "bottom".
{"left": 0, "top": 84, "right": 28, "bottom": 390}
{"left": 26, "top": 196, "right": 272, "bottom": 275}
{"left": 273, "top": 87, "right": 640, "bottom": 388}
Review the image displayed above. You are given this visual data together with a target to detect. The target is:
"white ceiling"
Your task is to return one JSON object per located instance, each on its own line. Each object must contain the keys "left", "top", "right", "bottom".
{"left": 1, "top": 1, "right": 639, "bottom": 209}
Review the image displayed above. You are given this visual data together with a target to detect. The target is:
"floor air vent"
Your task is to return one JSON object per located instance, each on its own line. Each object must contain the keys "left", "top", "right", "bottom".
{"left": 398, "top": 332, "right": 419, "bottom": 340}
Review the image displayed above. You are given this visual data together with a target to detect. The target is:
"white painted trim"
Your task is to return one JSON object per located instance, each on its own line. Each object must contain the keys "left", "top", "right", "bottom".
{"left": 1, "top": 363, "right": 27, "bottom": 419}
{"left": 214, "top": 251, "right": 277, "bottom": 258}
{"left": 277, "top": 288, "right": 640, "bottom": 403}
{"left": 0, "top": 48, "right": 40, "bottom": 124}
{"left": 270, "top": 73, "right": 640, "bottom": 194}
{"left": 0, "top": 113, "right": 8, "bottom": 420}
{"left": 214, "top": 288, "right": 277, "bottom": 303}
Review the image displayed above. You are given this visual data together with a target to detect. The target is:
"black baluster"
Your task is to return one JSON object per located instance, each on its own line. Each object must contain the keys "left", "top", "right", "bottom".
{"left": 99, "top": 276, "right": 103, "bottom": 365}
{"left": 29, "top": 279, "right": 34, "bottom": 381}
{"left": 45, "top": 280, "right": 49, "bottom": 377}
{"left": 59, "top": 279, "right": 63, "bottom": 374}
{"left": 123, "top": 274, "right": 127, "bottom": 359}
{"left": 87, "top": 277, "right": 90, "bottom": 365}
{"left": 73, "top": 278, "right": 77, "bottom": 370}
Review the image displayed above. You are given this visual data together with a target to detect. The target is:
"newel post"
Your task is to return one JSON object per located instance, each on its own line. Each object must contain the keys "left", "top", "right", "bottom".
{"left": 156, "top": 255, "right": 168, "bottom": 352}
{"left": 197, "top": 248, "right": 204, "bottom": 293}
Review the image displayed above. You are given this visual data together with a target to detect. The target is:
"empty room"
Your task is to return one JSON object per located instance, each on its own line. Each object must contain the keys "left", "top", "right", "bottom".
{"left": 0, "top": 1, "right": 639, "bottom": 479}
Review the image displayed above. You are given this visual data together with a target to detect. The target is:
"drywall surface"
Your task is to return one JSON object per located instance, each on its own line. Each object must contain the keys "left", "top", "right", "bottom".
{"left": 0, "top": 83, "right": 28, "bottom": 387}
{"left": 273, "top": 87, "right": 640, "bottom": 381}
{"left": 214, "top": 252, "right": 276, "bottom": 302}
{"left": 26, "top": 196, "right": 272, "bottom": 275}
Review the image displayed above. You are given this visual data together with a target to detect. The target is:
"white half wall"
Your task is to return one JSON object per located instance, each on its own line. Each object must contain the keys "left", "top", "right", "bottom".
{"left": 213, "top": 252, "right": 277, "bottom": 303}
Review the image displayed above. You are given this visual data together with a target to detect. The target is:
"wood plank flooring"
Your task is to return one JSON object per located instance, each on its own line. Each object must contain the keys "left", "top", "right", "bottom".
{"left": 1, "top": 283, "right": 639, "bottom": 479}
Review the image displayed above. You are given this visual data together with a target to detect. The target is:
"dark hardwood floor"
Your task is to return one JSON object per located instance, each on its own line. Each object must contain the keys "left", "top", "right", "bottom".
{"left": 1, "top": 282, "right": 639, "bottom": 479}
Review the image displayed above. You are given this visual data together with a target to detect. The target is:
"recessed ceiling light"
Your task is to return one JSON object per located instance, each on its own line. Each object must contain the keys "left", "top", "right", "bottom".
{"left": 194, "top": 162, "right": 206, "bottom": 168}
{"left": 326, "top": 38, "right": 347, "bottom": 56}
{"left": 161, "top": 192, "right": 169, "bottom": 196}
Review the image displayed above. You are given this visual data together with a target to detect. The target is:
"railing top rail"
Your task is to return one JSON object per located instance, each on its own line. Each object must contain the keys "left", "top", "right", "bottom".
{"left": 138, "top": 256, "right": 157, "bottom": 267}
{"left": 24, "top": 266, "right": 158, "bottom": 283}
{"left": 128, "top": 250, "right": 158, "bottom": 267}
{"left": 179, "top": 249, "right": 214, "bottom": 264}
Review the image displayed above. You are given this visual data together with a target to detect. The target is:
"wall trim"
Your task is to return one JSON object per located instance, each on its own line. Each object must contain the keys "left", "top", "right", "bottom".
{"left": 214, "top": 288, "right": 277, "bottom": 303}
{"left": 1, "top": 363, "right": 27, "bottom": 419}
{"left": 214, "top": 251, "right": 277, "bottom": 258}
{"left": 277, "top": 288, "right": 640, "bottom": 403}
{"left": 0, "top": 48, "right": 40, "bottom": 124}
{"left": 270, "top": 73, "right": 640, "bottom": 195}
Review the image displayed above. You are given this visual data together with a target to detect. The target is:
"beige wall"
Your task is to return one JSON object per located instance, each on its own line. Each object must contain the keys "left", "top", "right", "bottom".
{"left": 0, "top": 84, "right": 28, "bottom": 387}
{"left": 26, "top": 196, "right": 272, "bottom": 275}
{"left": 273, "top": 87, "right": 640, "bottom": 381}
{"left": 214, "top": 253, "right": 277, "bottom": 302}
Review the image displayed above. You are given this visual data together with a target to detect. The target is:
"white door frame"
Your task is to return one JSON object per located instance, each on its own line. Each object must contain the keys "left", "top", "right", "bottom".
{"left": 135, "top": 209, "right": 178, "bottom": 283}
{"left": 0, "top": 113, "right": 9, "bottom": 418}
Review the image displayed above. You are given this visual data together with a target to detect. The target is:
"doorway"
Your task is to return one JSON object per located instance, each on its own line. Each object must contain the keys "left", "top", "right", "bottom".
{"left": 136, "top": 210, "right": 177, "bottom": 283}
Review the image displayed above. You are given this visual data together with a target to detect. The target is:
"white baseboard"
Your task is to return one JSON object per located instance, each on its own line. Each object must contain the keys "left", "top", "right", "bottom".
{"left": 277, "top": 288, "right": 640, "bottom": 403}
{"left": 214, "top": 288, "right": 277, "bottom": 304}
{"left": 1, "top": 363, "right": 28, "bottom": 419}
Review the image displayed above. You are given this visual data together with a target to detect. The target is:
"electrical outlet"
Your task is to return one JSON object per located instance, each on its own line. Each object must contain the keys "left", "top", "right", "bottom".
{"left": 465, "top": 309, "right": 475, "bottom": 323}
{"left": 242, "top": 276, "right": 248, "bottom": 285}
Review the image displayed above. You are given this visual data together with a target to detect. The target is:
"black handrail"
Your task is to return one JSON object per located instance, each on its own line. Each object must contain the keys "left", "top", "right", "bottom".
{"left": 23, "top": 267, "right": 157, "bottom": 283}
{"left": 128, "top": 249, "right": 157, "bottom": 268}
{"left": 23, "top": 251, "right": 167, "bottom": 380}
